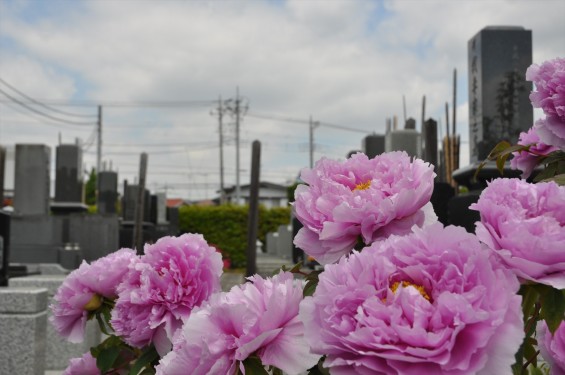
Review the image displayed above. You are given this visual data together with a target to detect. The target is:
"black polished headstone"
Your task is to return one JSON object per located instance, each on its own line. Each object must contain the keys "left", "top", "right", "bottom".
{"left": 430, "top": 182, "right": 455, "bottom": 226}
{"left": 405, "top": 118, "right": 416, "bottom": 130}
{"left": 55, "top": 145, "right": 83, "bottom": 203}
{"left": 0, "top": 212, "right": 10, "bottom": 286}
{"left": 447, "top": 192, "right": 482, "bottom": 233}
{"left": 98, "top": 171, "right": 118, "bottom": 214}
{"left": 423, "top": 119, "right": 438, "bottom": 168}
{"left": 362, "top": 134, "right": 385, "bottom": 159}
{"left": 468, "top": 26, "right": 532, "bottom": 163}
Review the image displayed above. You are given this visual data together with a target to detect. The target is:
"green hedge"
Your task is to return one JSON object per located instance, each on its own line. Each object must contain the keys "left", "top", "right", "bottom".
{"left": 178, "top": 205, "right": 291, "bottom": 268}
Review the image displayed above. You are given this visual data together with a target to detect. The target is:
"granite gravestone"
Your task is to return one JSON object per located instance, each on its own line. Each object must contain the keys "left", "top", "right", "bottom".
{"left": 13, "top": 144, "right": 51, "bottom": 216}
{"left": 468, "top": 26, "right": 533, "bottom": 164}
{"left": 385, "top": 129, "right": 422, "bottom": 158}
{"left": 98, "top": 171, "right": 118, "bottom": 214}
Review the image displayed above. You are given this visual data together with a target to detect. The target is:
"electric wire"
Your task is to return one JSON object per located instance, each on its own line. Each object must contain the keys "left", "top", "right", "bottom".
{"left": 0, "top": 88, "right": 97, "bottom": 126}
{"left": 0, "top": 77, "right": 98, "bottom": 118}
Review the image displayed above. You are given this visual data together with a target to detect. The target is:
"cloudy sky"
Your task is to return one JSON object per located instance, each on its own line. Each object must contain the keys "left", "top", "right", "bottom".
{"left": 1, "top": 0, "right": 564, "bottom": 201}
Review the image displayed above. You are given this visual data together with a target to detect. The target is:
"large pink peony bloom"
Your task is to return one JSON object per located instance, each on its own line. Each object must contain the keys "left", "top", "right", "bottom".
{"left": 471, "top": 178, "right": 565, "bottom": 288}
{"left": 293, "top": 151, "right": 436, "bottom": 264}
{"left": 299, "top": 223, "right": 523, "bottom": 374}
{"left": 526, "top": 57, "right": 565, "bottom": 149}
{"left": 111, "top": 234, "right": 223, "bottom": 351}
{"left": 539, "top": 321, "right": 565, "bottom": 375}
{"left": 50, "top": 248, "right": 137, "bottom": 343}
{"left": 155, "top": 271, "right": 319, "bottom": 375}
{"left": 511, "top": 127, "right": 558, "bottom": 179}
{"left": 63, "top": 352, "right": 100, "bottom": 375}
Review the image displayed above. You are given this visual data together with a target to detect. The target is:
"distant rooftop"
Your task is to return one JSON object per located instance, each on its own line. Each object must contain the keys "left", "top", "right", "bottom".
{"left": 483, "top": 26, "right": 526, "bottom": 30}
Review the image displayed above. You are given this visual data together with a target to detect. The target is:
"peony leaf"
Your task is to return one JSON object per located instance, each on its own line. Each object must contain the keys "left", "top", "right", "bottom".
{"left": 128, "top": 346, "right": 159, "bottom": 375}
{"left": 242, "top": 357, "right": 269, "bottom": 375}
{"left": 96, "top": 347, "right": 120, "bottom": 373}
{"left": 528, "top": 367, "right": 544, "bottom": 375}
{"left": 307, "top": 357, "right": 330, "bottom": 375}
{"left": 540, "top": 173, "right": 565, "bottom": 186}
{"left": 537, "top": 285, "right": 565, "bottom": 334}
{"left": 520, "top": 285, "right": 539, "bottom": 322}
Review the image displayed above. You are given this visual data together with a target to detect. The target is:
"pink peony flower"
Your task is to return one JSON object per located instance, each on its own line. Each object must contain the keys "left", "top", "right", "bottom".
{"left": 110, "top": 234, "right": 223, "bottom": 351}
{"left": 511, "top": 127, "right": 558, "bottom": 179}
{"left": 293, "top": 151, "right": 436, "bottom": 265}
{"left": 471, "top": 178, "right": 565, "bottom": 288}
{"left": 155, "top": 271, "right": 319, "bottom": 375}
{"left": 539, "top": 321, "right": 565, "bottom": 375}
{"left": 299, "top": 223, "right": 523, "bottom": 374}
{"left": 527, "top": 57, "right": 565, "bottom": 121}
{"left": 63, "top": 352, "right": 100, "bottom": 375}
{"left": 526, "top": 57, "right": 565, "bottom": 150}
{"left": 534, "top": 116, "right": 565, "bottom": 150}
{"left": 50, "top": 248, "right": 138, "bottom": 343}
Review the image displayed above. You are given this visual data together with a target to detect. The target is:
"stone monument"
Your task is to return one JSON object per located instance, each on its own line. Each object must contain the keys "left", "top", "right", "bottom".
{"left": 13, "top": 144, "right": 51, "bottom": 216}
{"left": 362, "top": 134, "right": 385, "bottom": 159}
{"left": 467, "top": 26, "right": 533, "bottom": 164}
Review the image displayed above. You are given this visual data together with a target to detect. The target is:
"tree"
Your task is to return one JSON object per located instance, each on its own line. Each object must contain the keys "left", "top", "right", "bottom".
{"left": 85, "top": 168, "right": 96, "bottom": 205}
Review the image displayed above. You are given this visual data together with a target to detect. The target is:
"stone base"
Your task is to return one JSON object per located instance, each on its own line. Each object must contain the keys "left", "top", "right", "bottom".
{"left": 0, "top": 287, "right": 48, "bottom": 375}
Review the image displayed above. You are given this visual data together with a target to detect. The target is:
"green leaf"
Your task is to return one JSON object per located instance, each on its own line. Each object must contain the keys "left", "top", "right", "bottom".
{"left": 128, "top": 346, "right": 159, "bottom": 375}
{"left": 307, "top": 357, "right": 330, "bottom": 375}
{"left": 534, "top": 162, "right": 559, "bottom": 182}
{"left": 529, "top": 367, "right": 544, "bottom": 375}
{"left": 96, "top": 312, "right": 111, "bottom": 336}
{"left": 486, "top": 140, "right": 512, "bottom": 159}
{"left": 511, "top": 342, "right": 524, "bottom": 375}
{"left": 473, "top": 160, "right": 488, "bottom": 180}
{"left": 289, "top": 262, "right": 303, "bottom": 273}
{"left": 523, "top": 338, "right": 538, "bottom": 369}
{"left": 536, "top": 285, "right": 565, "bottom": 334}
{"left": 539, "top": 150, "right": 565, "bottom": 166}
{"left": 242, "top": 356, "right": 269, "bottom": 375}
{"left": 303, "top": 280, "right": 318, "bottom": 297}
{"left": 540, "top": 173, "right": 565, "bottom": 186}
{"left": 96, "top": 347, "right": 120, "bottom": 373}
{"left": 520, "top": 285, "right": 539, "bottom": 322}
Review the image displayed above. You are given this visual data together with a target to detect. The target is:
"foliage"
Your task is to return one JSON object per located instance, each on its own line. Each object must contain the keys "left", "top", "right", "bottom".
{"left": 475, "top": 141, "right": 565, "bottom": 186}
{"left": 178, "top": 205, "right": 290, "bottom": 268}
{"left": 85, "top": 167, "right": 97, "bottom": 206}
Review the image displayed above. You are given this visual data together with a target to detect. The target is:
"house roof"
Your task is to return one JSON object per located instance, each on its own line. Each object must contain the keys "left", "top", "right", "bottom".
{"left": 166, "top": 198, "right": 190, "bottom": 208}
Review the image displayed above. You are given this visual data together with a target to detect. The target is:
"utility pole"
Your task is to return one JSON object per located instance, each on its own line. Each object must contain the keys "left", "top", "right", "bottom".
{"left": 235, "top": 87, "right": 241, "bottom": 205}
{"left": 96, "top": 105, "right": 102, "bottom": 175}
{"left": 96, "top": 105, "right": 102, "bottom": 205}
{"left": 217, "top": 96, "right": 225, "bottom": 204}
{"left": 133, "top": 152, "right": 148, "bottom": 252}
{"left": 402, "top": 95, "right": 407, "bottom": 125}
{"left": 309, "top": 116, "right": 319, "bottom": 169}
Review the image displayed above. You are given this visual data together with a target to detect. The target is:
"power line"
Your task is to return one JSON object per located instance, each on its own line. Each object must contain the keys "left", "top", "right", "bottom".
{"left": 0, "top": 98, "right": 218, "bottom": 108}
{"left": 0, "top": 102, "right": 97, "bottom": 130}
{"left": 247, "top": 111, "right": 368, "bottom": 133}
{"left": 0, "top": 78, "right": 98, "bottom": 118}
{"left": 0, "top": 88, "right": 97, "bottom": 126}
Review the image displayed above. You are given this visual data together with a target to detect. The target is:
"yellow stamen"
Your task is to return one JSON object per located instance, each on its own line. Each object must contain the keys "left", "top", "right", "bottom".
{"left": 390, "top": 281, "right": 430, "bottom": 301}
{"left": 83, "top": 294, "right": 102, "bottom": 311}
{"left": 353, "top": 180, "right": 371, "bottom": 191}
